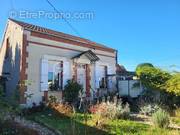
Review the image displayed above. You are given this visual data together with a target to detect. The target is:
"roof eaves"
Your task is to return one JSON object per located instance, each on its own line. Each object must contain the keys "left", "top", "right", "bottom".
{"left": 9, "top": 18, "right": 116, "bottom": 52}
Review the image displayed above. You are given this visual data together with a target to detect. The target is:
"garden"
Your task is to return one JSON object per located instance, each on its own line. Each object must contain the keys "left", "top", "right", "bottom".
{"left": 0, "top": 63, "right": 180, "bottom": 135}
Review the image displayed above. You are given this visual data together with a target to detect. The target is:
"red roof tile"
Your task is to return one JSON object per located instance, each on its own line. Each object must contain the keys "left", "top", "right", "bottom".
{"left": 9, "top": 18, "right": 115, "bottom": 52}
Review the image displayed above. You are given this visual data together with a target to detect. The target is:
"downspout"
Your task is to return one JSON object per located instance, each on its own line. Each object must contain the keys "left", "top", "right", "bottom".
{"left": 128, "top": 79, "right": 130, "bottom": 96}
{"left": 115, "top": 50, "right": 119, "bottom": 93}
{"left": 115, "top": 50, "right": 118, "bottom": 65}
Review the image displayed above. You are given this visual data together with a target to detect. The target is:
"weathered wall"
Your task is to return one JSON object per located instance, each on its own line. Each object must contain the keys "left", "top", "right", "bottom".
{"left": 0, "top": 20, "right": 23, "bottom": 96}
{"left": 25, "top": 32, "right": 117, "bottom": 106}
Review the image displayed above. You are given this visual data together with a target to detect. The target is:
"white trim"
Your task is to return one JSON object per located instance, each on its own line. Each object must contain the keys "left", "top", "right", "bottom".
{"left": 74, "top": 55, "right": 91, "bottom": 64}
{"left": 43, "top": 54, "right": 67, "bottom": 61}
{"left": 96, "top": 61, "right": 109, "bottom": 67}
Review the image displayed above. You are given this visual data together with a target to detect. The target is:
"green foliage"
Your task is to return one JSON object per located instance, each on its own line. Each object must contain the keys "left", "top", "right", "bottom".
{"left": 136, "top": 63, "right": 154, "bottom": 76}
{"left": 136, "top": 63, "right": 180, "bottom": 96}
{"left": 0, "top": 85, "right": 9, "bottom": 120}
{"left": 174, "top": 108, "right": 180, "bottom": 118}
{"left": 64, "top": 80, "right": 83, "bottom": 104}
{"left": 136, "top": 65, "right": 171, "bottom": 91}
{"left": 136, "top": 63, "right": 180, "bottom": 108}
{"left": 0, "top": 85, "right": 21, "bottom": 121}
{"left": 28, "top": 111, "right": 180, "bottom": 135}
{"left": 48, "top": 95, "right": 58, "bottom": 105}
{"left": 152, "top": 108, "right": 170, "bottom": 128}
{"left": 0, "top": 85, "right": 4, "bottom": 97}
{"left": 139, "top": 89, "right": 160, "bottom": 103}
{"left": 165, "top": 73, "right": 180, "bottom": 96}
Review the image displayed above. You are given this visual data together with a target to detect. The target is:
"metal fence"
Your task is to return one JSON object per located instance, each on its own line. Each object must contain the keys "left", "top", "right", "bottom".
{"left": 118, "top": 80, "right": 143, "bottom": 98}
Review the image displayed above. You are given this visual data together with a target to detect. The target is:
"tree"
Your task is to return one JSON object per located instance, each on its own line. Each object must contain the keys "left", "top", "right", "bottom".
{"left": 64, "top": 80, "right": 83, "bottom": 104}
{"left": 136, "top": 64, "right": 171, "bottom": 91}
{"left": 136, "top": 63, "right": 180, "bottom": 108}
{"left": 165, "top": 73, "right": 180, "bottom": 96}
{"left": 136, "top": 63, "right": 154, "bottom": 76}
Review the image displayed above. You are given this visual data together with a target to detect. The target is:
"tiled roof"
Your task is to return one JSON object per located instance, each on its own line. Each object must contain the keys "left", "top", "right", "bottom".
{"left": 9, "top": 18, "right": 115, "bottom": 52}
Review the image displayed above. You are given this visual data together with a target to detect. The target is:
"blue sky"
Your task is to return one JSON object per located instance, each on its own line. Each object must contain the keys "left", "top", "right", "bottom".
{"left": 0, "top": 0, "right": 180, "bottom": 71}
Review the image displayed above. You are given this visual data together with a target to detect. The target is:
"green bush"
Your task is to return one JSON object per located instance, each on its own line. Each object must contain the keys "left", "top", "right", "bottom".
{"left": 48, "top": 95, "right": 58, "bottom": 106}
{"left": 0, "top": 85, "right": 21, "bottom": 120}
{"left": 152, "top": 108, "right": 170, "bottom": 128}
{"left": 64, "top": 80, "right": 83, "bottom": 104}
{"left": 0, "top": 85, "right": 4, "bottom": 97}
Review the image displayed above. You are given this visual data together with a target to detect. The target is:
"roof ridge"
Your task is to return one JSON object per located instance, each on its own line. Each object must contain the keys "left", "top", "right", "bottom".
{"left": 8, "top": 18, "right": 115, "bottom": 51}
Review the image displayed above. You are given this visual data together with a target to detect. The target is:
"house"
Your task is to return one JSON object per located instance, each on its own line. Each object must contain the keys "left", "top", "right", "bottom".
{"left": 0, "top": 19, "right": 117, "bottom": 106}
{"left": 116, "top": 64, "right": 136, "bottom": 80}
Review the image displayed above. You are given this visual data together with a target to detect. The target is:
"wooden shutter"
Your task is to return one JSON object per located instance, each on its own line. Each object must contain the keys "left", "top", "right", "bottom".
{"left": 95, "top": 64, "right": 100, "bottom": 89}
{"left": 107, "top": 65, "right": 114, "bottom": 75}
{"left": 107, "top": 65, "right": 115, "bottom": 89}
{"left": 40, "top": 58, "right": 48, "bottom": 91}
{"left": 63, "top": 61, "right": 70, "bottom": 88}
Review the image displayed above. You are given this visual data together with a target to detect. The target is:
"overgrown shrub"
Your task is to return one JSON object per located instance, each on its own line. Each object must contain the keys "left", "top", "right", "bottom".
{"left": 47, "top": 95, "right": 73, "bottom": 117}
{"left": 174, "top": 108, "right": 180, "bottom": 118}
{"left": 116, "top": 102, "right": 130, "bottom": 119}
{"left": 64, "top": 80, "right": 83, "bottom": 104}
{"left": 48, "top": 95, "right": 58, "bottom": 106}
{"left": 140, "top": 104, "right": 160, "bottom": 116}
{"left": 52, "top": 103, "right": 73, "bottom": 117}
{"left": 104, "top": 103, "right": 117, "bottom": 119}
{"left": 0, "top": 85, "right": 4, "bottom": 97}
{"left": 89, "top": 100, "right": 130, "bottom": 120}
{"left": 0, "top": 85, "right": 13, "bottom": 121}
{"left": 152, "top": 108, "right": 170, "bottom": 128}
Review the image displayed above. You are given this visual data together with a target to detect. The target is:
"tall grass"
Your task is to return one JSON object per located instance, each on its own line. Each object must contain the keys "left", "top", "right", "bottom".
{"left": 152, "top": 108, "right": 170, "bottom": 128}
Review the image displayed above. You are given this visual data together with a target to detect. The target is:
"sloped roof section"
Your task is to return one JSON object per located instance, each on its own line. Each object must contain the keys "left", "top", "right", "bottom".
{"left": 9, "top": 18, "right": 115, "bottom": 52}
{"left": 72, "top": 50, "right": 100, "bottom": 62}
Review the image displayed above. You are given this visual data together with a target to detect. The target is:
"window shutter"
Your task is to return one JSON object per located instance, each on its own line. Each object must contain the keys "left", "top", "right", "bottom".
{"left": 40, "top": 58, "right": 48, "bottom": 91}
{"left": 63, "top": 61, "right": 70, "bottom": 88}
{"left": 95, "top": 64, "right": 100, "bottom": 89}
{"left": 107, "top": 65, "right": 114, "bottom": 75}
{"left": 107, "top": 65, "right": 115, "bottom": 89}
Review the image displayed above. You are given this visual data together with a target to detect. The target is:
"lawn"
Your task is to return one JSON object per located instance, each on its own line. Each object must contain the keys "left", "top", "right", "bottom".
{"left": 27, "top": 110, "right": 180, "bottom": 135}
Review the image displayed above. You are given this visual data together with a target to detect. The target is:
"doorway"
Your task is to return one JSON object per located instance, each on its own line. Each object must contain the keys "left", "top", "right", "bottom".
{"left": 77, "top": 64, "right": 86, "bottom": 93}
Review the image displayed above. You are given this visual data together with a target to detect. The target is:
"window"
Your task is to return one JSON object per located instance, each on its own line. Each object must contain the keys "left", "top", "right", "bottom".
{"left": 98, "top": 66, "right": 108, "bottom": 89}
{"left": 48, "top": 61, "right": 63, "bottom": 91}
{"left": 5, "top": 38, "right": 10, "bottom": 59}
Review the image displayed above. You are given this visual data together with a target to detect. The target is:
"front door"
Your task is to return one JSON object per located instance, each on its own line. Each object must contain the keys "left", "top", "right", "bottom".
{"left": 77, "top": 64, "right": 86, "bottom": 93}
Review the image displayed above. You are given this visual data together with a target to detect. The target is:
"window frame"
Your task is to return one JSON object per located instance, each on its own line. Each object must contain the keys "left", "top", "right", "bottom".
{"left": 48, "top": 60, "right": 63, "bottom": 91}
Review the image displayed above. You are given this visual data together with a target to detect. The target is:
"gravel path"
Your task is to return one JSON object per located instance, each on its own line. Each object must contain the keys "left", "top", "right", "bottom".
{"left": 14, "top": 116, "right": 61, "bottom": 135}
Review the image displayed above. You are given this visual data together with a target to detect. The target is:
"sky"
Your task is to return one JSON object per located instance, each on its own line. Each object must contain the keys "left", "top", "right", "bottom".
{"left": 0, "top": 0, "right": 180, "bottom": 71}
